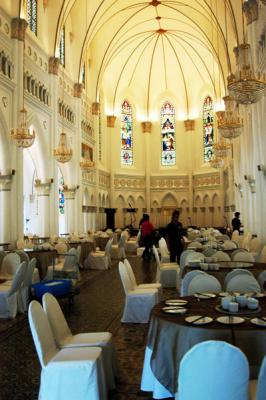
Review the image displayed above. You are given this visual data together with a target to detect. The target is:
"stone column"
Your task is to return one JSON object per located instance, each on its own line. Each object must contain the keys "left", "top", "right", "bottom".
{"left": 63, "top": 187, "right": 77, "bottom": 234}
{"left": 0, "top": 177, "right": 12, "bottom": 242}
{"left": 10, "top": 18, "right": 28, "bottom": 241}
{"left": 141, "top": 121, "right": 152, "bottom": 214}
{"left": 34, "top": 180, "right": 53, "bottom": 236}
{"left": 107, "top": 115, "right": 116, "bottom": 208}
{"left": 48, "top": 57, "right": 60, "bottom": 236}
{"left": 92, "top": 102, "right": 100, "bottom": 230}
{"left": 74, "top": 83, "right": 83, "bottom": 233}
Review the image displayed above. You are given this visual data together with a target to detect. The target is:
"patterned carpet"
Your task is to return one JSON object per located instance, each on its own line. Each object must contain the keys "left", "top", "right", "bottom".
{"left": 0, "top": 256, "right": 175, "bottom": 400}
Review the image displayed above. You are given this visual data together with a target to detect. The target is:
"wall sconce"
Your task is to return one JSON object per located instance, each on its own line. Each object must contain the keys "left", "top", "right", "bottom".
{"left": 244, "top": 175, "right": 256, "bottom": 193}
{"left": 257, "top": 164, "right": 266, "bottom": 174}
{"left": 234, "top": 182, "right": 244, "bottom": 197}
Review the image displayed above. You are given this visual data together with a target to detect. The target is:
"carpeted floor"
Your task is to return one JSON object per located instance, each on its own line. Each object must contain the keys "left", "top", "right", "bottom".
{"left": 0, "top": 256, "right": 174, "bottom": 400}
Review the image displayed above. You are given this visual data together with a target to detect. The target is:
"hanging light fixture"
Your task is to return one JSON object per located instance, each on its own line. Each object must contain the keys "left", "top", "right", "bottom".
{"left": 227, "top": 0, "right": 266, "bottom": 104}
{"left": 209, "top": 156, "right": 224, "bottom": 169}
{"left": 54, "top": 132, "right": 72, "bottom": 163}
{"left": 213, "top": 139, "right": 231, "bottom": 158}
{"left": 218, "top": 95, "right": 243, "bottom": 139}
{"left": 11, "top": 22, "right": 35, "bottom": 148}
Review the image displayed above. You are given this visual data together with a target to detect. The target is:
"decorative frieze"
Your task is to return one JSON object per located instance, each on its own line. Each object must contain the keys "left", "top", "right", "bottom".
{"left": 24, "top": 72, "right": 50, "bottom": 105}
{"left": 99, "top": 172, "right": 110, "bottom": 189}
{"left": 114, "top": 176, "right": 146, "bottom": 189}
{"left": 82, "top": 170, "right": 96, "bottom": 185}
{"left": 34, "top": 179, "right": 52, "bottom": 196}
{"left": 151, "top": 176, "right": 189, "bottom": 189}
{"left": 58, "top": 99, "right": 75, "bottom": 123}
{"left": 82, "top": 205, "right": 97, "bottom": 213}
{"left": 243, "top": 0, "right": 258, "bottom": 25}
{"left": 81, "top": 120, "right": 94, "bottom": 137}
{"left": 0, "top": 50, "right": 14, "bottom": 80}
{"left": 11, "top": 18, "right": 28, "bottom": 41}
{"left": 193, "top": 173, "right": 220, "bottom": 188}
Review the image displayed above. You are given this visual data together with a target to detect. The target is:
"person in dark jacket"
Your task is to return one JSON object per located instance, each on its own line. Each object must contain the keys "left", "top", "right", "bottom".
{"left": 232, "top": 212, "right": 241, "bottom": 233}
{"left": 166, "top": 210, "right": 184, "bottom": 263}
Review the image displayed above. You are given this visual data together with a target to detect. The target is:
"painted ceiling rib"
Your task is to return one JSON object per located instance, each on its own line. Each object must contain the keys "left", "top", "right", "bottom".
{"left": 146, "top": 34, "right": 160, "bottom": 119}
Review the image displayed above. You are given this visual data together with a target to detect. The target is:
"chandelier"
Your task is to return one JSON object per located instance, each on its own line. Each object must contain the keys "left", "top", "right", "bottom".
{"left": 11, "top": 108, "right": 35, "bottom": 148}
{"left": 218, "top": 96, "right": 243, "bottom": 139}
{"left": 54, "top": 132, "right": 72, "bottom": 163}
{"left": 213, "top": 139, "right": 231, "bottom": 158}
{"left": 209, "top": 156, "right": 224, "bottom": 169}
{"left": 228, "top": 43, "right": 266, "bottom": 104}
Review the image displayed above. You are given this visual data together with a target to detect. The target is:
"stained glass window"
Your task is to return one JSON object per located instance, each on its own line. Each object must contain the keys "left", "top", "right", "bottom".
{"left": 203, "top": 95, "right": 214, "bottom": 162}
{"left": 59, "top": 28, "right": 65, "bottom": 66}
{"left": 59, "top": 177, "right": 65, "bottom": 214}
{"left": 161, "top": 101, "right": 176, "bottom": 166}
{"left": 121, "top": 100, "right": 133, "bottom": 165}
{"left": 27, "top": 0, "right": 37, "bottom": 35}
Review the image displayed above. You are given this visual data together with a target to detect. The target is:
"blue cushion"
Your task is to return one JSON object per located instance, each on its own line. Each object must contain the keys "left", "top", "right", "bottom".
{"left": 31, "top": 279, "right": 72, "bottom": 299}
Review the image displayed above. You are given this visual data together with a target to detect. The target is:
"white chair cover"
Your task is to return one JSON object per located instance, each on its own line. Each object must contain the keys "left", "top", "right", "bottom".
{"left": 16, "top": 238, "right": 25, "bottom": 250}
{"left": 223, "top": 240, "right": 238, "bottom": 250}
{"left": 231, "top": 230, "right": 240, "bottom": 241}
{"left": 177, "top": 340, "right": 249, "bottom": 400}
{"left": 0, "top": 253, "right": 20, "bottom": 278}
{"left": 214, "top": 251, "right": 231, "bottom": 262}
{"left": 158, "top": 238, "right": 170, "bottom": 263}
{"left": 249, "top": 238, "right": 262, "bottom": 259}
{"left": 42, "top": 293, "right": 117, "bottom": 390}
{"left": 232, "top": 251, "right": 255, "bottom": 262}
{"left": 187, "top": 241, "right": 203, "bottom": 249}
{"left": 250, "top": 354, "right": 266, "bottom": 400}
{"left": 226, "top": 275, "right": 261, "bottom": 294}
{"left": 258, "top": 245, "right": 266, "bottom": 263}
{"left": 118, "top": 261, "right": 158, "bottom": 323}
{"left": 187, "top": 274, "right": 222, "bottom": 296}
{"left": 224, "top": 269, "right": 253, "bottom": 289}
{"left": 153, "top": 246, "right": 180, "bottom": 289}
{"left": 0, "top": 261, "right": 27, "bottom": 318}
{"left": 28, "top": 301, "right": 106, "bottom": 400}
{"left": 180, "top": 270, "right": 206, "bottom": 297}
{"left": 202, "top": 247, "right": 217, "bottom": 257}
{"left": 242, "top": 232, "right": 252, "bottom": 250}
{"left": 123, "top": 258, "right": 162, "bottom": 298}
{"left": 257, "top": 271, "right": 266, "bottom": 291}
{"left": 111, "top": 234, "right": 126, "bottom": 259}
{"left": 85, "top": 238, "right": 113, "bottom": 270}
{"left": 21, "top": 257, "right": 37, "bottom": 311}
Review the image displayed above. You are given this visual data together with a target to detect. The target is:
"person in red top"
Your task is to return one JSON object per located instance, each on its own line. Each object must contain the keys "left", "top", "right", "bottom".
{"left": 140, "top": 214, "right": 154, "bottom": 261}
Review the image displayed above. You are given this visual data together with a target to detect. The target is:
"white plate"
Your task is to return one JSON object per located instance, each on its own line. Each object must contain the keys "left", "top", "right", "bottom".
{"left": 216, "top": 316, "right": 245, "bottom": 325}
{"left": 161, "top": 307, "right": 187, "bottom": 314}
{"left": 245, "top": 292, "right": 266, "bottom": 299}
{"left": 194, "top": 292, "right": 216, "bottom": 299}
{"left": 185, "top": 315, "right": 213, "bottom": 325}
{"left": 250, "top": 317, "right": 266, "bottom": 327}
{"left": 165, "top": 299, "right": 188, "bottom": 306}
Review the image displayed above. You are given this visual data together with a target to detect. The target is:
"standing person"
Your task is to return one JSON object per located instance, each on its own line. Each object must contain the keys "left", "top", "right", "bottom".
{"left": 140, "top": 214, "right": 154, "bottom": 261}
{"left": 167, "top": 210, "right": 184, "bottom": 263}
{"left": 232, "top": 212, "right": 242, "bottom": 233}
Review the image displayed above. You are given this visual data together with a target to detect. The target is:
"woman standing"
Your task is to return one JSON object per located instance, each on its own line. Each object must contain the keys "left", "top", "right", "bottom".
{"left": 140, "top": 214, "right": 154, "bottom": 261}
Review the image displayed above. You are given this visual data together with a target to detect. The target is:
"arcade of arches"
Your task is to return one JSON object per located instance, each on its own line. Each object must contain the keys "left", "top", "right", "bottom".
{"left": 0, "top": 0, "right": 266, "bottom": 244}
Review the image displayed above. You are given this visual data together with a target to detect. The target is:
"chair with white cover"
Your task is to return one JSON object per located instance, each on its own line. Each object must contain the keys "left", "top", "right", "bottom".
{"left": 54, "top": 248, "right": 79, "bottom": 279}
{"left": 184, "top": 251, "right": 205, "bottom": 267}
{"left": 226, "top": 274, "right": 261, "bottom": 294}
{"left": 224, "top": 269, "right": 253, "bottom": 289}
{"left": 21, "top": 258, "right": 37, "bottom": 311}
{"left": 187, "top": 274, "right": 222, "bottom": 296}
{"left": 176, "top": 340, "right": 249, "bottom": 400}
{"left": 0, "top": 251, "right": 6, "bottom": 266}
{"left": 214, "top": 250, "right": 231, "bottom": 262}
{"left": 42, "top": 293, "right": 117, "bottom": 390}
{"left": 16, "top": 238, "right": 25, "bottom": 250}
{"left": 0, "top": 253, "right": 20, "bottom": 279}
{"left": 223, "top": 240, "right": 238, "bottom": 250}
{"left": 258, "top": 245, "right": 266, "bottom": 263}
{"left": 232, "top": 251, "right": 255, "bottom": 263}
{"left": 235, "top": 234, "right": 245, "bottom": 248}
{"left": 85, "top": 238, "right": 113, "bottom": 270}
{"left": 231, "top": 230, "right": 240, "bottom": 241}
{"left": 118, "top": 261, "right": 158, "bottom": 323}
{"left": 202, "top": 247, "right": 217, "bottom": 257}
{"left": 242, "top": 232, "right": 252, "bottom": 250}
{"left": 249, "top": 354, "right": 266, "bottom": 400}
{"left": 180, "top": 270, "right": 206, "bottom": 297}
{"left": 180, "top": 250, "right": 196, "bottom": 270}
{"left": 187, "top": 241, "right": 203, "bottom": 250}
{"left": 249, "top": 238, "right": 262, "bottom": 259}
{"left": 257, "top": 271, "right": 266, "bottom": 292}
{"left": 28, "top": 301, "right": 106, "bottom": 400}
{"left": 158, "top": 238, "right": 170, "bottom": 263}
{"left": 153, "top": 246, "right": 180, "bottom": 289}
{"left": 111, "top": 234, "right": 126, "bottom": 259}
{"left": 0, "top": 261, "right": 27, "bottom": 318}
{"left": 123, "top": 258, "right": 162, "bottom": 299}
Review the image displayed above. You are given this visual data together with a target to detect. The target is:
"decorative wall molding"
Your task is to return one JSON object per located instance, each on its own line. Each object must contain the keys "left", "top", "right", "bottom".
{"left": 114, "top": 175, "right": 146, "bottom": 189}
{"left": 99, "top": 172, "right": 110, "bottom": 189}
{"left": 82, "top": 170, "right": 96, "bottom": 185}
{"left": 24, "top": 71, "right": 50, "bottom": 105}
{"left": 58, "top": 99, "right": 75, "bottom": 123}
{"left": 151, "top": 176, "right": 189, "bottom": 189}
{"left": 81, "top": 119, "right": 94, "bottom": 138}
{"left": 193, "top": 173, "right": 220, "bottom": 188}
{"left": 11, "top": 18, "right": 27, "bottom": 41}
{"left": 0, "top": 50, "right": 14, "bottom": 80}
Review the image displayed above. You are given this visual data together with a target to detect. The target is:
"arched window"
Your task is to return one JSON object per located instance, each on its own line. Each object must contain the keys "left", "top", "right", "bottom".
{"left": 161, "top": 101, "right": 175, "bottom": 166}
{"left": 59, "top": 27, "right": 65, "bottom": 66}
{"left": 121, "top": 100, "right": 133, "bottom": 165}
{"left": 59, "top": 177, "right": 65, "bottom": 215}
{"left": 203, "top": 95, "right": 214, "bottom": 162}
{"left": 26, "top": 0, "right": 37, "bottom": 35}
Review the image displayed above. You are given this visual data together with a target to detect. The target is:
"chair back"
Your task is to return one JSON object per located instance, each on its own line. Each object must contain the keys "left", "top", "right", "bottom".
{"left": 178, "top": 340, "right": 249, "bottom": 400}
{"left": 185, "top": 252, "right": 205, "bottom": 265}
{"left": 202, "top": 247, "right": 217, "bottom": 257}
{"left": 226, "top": 275, "right": 261, "bottom": 294}
{"left": 231, "top": 230, "right": 239, "bottom": 241}
{"left": 256, "top": 354, "right": 266, "bottom": 400}
{"left": 223, "top": 240, "right": 238, "bottom": 250}
{"left": 9, "top": 261, "right": 27, "bottom": 296}
{"left": 214, "top": 251, "right": 231, "bottom": 262}
{"left": 15, "top": 250, "right": 30, "bottom": 264}
{"left": 24, "top": 258, "right": 37, "bottom": 287}
{"left": 76, "top": 245, "right": 81, "bottom": 263}
{"left": 232, "top": 252, "right": 254, "bottom": 263}
{"left": 188, "top": 274, "right": 221, "bottom": 296}
{"left": 118, "top": 261, "right": 133, "bottom": 294}
{"left": 28, "top": 300, "right": 58, "bottom": 367}
{"left": 55, "top": 242, "right": 68, "bottom": 254}
{"left": 180, "top": 250, "right": 195, "bottom": 269}
{"left": 187, "top": 241, "right": 203, "bottom": 249}
{"left": 257, "top": 271, "right": 266, "bottom": 291}
{"left": 42, "top": 293, "right": 72, "bottom": 347}
{"left": 118, "top": 234, "right": 127, "bottom": 249}
{"left": 105, "top": 237, "right": 114, "bottom": 256}
{"left": 242, "top": 232, "right": 252, "bottom": 250}
{"left": 180, "top": 270, "right": 206, "bottom": 297}
{"left": 124, "top": 258, "right": 137, "bottom": 287}
{"left": 152, "top": 245, "right": 161, "bottom": 267}
{"left": 258, "top": 245, "right": 266, "bottom": 263}
{"left": 0, "top": 250, "right": 6, "bottom": 266}
{"left": 158, "top": 238, "right": 169, "bottom": 258}
{"left": 1, "top": 253, "right": 20, "bottom": 276}
{"left": 63, "top": 248, "right": 77, "bottom": 270}
{"left": 16, "top": 238, "right": 25, "bottom": 250}
{"left": 224, "top": 269, "right": 253, "bottom": 288}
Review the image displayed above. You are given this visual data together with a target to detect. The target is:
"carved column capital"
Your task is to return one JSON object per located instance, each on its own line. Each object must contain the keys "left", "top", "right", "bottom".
{"left": 49, "top": 57, "right": 60, "bottom": 75}
{"left": 106, "top": 115, "right": 116, "bottom": 128}
{"left": 141, "top": 121, "right": 152, "bottom": 133}
{"left": 243, "top": 0, "right": 258, "bottom": 24}
{"left": 184, "top": 119, "right": 195, "bottom": 131}
{"left": 92, "top": 102, "right": 100, "bottom": 115}
{"left": 74, "top": 83, "right": 84, "bottom": 98}
{"left": 11, "top": 18, "right": 28, "bottom": 41}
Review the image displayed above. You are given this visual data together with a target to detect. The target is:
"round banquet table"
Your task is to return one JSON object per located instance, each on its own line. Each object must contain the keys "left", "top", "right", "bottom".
{"left": 141, "top": 295, "right": 266, "bottom": 397}
{"left": 25, "top": 249, "right": 57, "bottom": 280}
{"left": 182, "top": 261, "right": 266, "bottom": 289}
{"left": 68, "top": 241, "right": 96, "bottom": 266}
